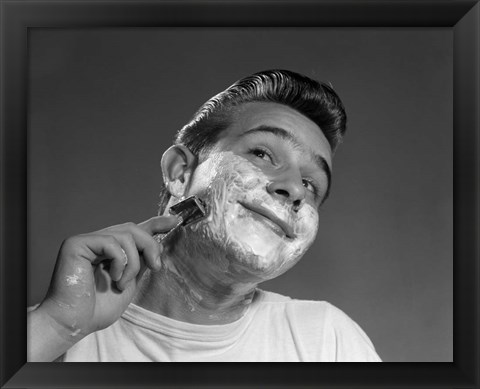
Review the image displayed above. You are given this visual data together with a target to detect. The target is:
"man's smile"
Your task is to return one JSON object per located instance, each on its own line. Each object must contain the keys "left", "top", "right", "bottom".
{"left": 238, "top": 201, "right": 296, "bottom": 239}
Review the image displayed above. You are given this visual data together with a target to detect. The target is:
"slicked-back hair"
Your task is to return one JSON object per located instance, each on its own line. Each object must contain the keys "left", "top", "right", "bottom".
{"left": 158, "top": 69, "right": 347, "bottom": 213}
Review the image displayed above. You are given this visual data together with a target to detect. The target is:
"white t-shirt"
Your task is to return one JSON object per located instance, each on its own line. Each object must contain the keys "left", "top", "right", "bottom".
{"left": 59, "top": 290, "right": 381, "bottom": 362}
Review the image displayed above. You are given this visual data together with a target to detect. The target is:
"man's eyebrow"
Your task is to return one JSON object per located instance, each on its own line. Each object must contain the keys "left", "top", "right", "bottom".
{"left": 240, "top": 125, "right": 297, "bottom": 143}
{"left": 241, "top": 125, "right": 332, "bottom": 204}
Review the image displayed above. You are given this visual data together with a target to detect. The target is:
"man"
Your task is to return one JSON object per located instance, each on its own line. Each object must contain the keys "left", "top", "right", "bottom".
{"left": 28, "top": 69, "right": 381, "bottom": 362}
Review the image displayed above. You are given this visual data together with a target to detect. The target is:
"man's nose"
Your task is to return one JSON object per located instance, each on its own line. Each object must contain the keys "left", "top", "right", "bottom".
{"left": 266, "top": 171, "right": 306, "bottom": 212}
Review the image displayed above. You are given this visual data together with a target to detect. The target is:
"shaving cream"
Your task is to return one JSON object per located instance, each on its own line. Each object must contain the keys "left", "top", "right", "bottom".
{"left": 184, "top": 151, "right": 319, "bottom": 281}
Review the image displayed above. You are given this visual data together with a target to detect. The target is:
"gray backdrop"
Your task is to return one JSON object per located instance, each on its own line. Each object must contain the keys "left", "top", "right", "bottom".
{"left": 28, "top": 28, "right": 452, "bottom": 362}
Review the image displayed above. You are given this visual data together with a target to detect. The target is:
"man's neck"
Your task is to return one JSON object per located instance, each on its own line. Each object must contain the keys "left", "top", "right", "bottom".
{"left": 132, "top": 250, "right": 258, "bottom": 325}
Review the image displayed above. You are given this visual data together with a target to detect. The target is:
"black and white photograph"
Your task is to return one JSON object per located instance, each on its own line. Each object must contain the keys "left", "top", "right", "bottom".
{"left": 26, "top": 27, "right": 452, "bottom": 363}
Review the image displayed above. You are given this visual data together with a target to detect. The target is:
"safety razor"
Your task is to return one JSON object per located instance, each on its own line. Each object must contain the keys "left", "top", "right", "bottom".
{"left": 154, "top": 195, "right": 207, "bottom": 244}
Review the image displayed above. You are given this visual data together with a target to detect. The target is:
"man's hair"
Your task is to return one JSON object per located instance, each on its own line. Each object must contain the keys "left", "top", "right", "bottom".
{"left": 158, "top": 69, "right": 347, "bottom": 213}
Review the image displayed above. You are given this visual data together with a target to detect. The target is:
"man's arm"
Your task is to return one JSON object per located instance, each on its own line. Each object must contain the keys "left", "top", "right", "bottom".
{"left": 28, "top": 305, "right": 82, "bottom": 362}
{"left": 27, "top": 216, "right": 179, "bottom": 362}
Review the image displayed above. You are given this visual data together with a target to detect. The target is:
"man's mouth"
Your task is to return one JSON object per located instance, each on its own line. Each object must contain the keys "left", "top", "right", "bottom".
{"left": 239, "top": 201, "right": 296, "bottom": 239}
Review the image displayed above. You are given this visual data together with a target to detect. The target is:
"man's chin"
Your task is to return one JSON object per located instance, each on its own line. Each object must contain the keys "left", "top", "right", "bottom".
{"left": 181, "top": 224, "right": 305, "bottom": 283}
{"left": 224, "top": 245, "right": 301, "bottom": 283}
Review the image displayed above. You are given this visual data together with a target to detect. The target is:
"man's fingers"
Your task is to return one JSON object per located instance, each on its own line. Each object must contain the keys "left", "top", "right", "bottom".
{"left": 103, "top": 218, "right": 178, "bottom": 273}
{"left": 138, "top": 215, "right": 180, "bottom": 236}
{"left": 114, "top": 224, "right": 165, "bottom": 272}
{"left": 134, "top": 216, "right": 182, "bottom": 272}
{"left": 109, "top": 247, "right": 128, "bottom": 282}
{"left": 108, "top": 233, "right": 141, "bottom": 289}
{"left": 70, "top": 216, "right": 180, "bottom": 287}
{"left": 75, "top": 235, "right": 128, "bottom": 282}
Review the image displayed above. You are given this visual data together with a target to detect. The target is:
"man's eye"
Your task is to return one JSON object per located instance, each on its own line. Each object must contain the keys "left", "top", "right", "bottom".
{"left": 302, "top": 179, "right": 318, "bottom": 195}
{"left": 250, "top": 148, "right": 273, "bottom": 162}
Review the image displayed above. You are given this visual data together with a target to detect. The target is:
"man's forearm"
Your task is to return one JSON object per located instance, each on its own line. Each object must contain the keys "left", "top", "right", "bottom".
{"left": 27, "top": 306, "right": 81, "bottom": 362}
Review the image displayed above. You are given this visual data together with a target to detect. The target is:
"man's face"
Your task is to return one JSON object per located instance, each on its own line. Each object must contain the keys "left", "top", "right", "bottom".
{"left": 181, "top": 102, "right": 332, "bottom": 282}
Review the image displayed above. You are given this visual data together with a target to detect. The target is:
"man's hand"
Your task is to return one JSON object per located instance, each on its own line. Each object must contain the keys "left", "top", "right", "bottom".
{"left": 28, "top": 216, "right": 178, "bottom": 361}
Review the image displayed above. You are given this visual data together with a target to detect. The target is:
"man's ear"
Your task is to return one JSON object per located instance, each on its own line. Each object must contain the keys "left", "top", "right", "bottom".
{"left": 160, "top": 145, "right": 197, "bottom": 199}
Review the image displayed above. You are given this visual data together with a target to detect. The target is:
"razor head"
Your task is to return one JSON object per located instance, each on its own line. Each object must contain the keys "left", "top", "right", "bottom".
{"left": 169, "top": 195, "right": 207, "bottom": 227}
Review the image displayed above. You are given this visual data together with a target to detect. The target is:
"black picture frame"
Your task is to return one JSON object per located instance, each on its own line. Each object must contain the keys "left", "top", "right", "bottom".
{"left": 1, "top": 1, "right": 478, "bottom": 388}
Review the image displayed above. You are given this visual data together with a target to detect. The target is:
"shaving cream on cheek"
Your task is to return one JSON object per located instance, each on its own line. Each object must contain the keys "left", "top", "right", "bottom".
{"left": 187, "top": 152, "right": 319, "bottom": 279}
